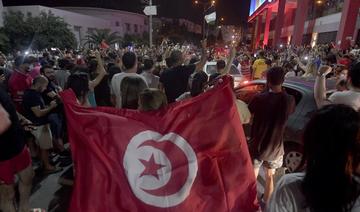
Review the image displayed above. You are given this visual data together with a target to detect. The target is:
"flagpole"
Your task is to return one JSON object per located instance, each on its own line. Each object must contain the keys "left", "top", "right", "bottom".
{"left": 149, "top": 0, "right": 153, "bottom": 48}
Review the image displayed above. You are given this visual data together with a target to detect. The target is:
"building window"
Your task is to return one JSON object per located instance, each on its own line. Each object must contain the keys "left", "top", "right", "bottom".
{"left": 125, "top": 23, "right": 131, "bottom": 32}
{"left": 115, "top": 21, "right": 120, "bottom": 27}
{"left": 134, "top": 24, "right": 138, "bottom": 33}
{"left": 87, "top": 28, "right": 95, "bottom": 33}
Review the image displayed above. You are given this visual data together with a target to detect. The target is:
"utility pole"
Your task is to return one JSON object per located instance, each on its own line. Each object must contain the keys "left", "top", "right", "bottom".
{"left": 149, "top": 0, "right": 153, "bottom": 48}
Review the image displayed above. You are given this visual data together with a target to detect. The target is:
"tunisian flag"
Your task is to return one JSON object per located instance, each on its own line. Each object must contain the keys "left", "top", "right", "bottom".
{"left": 60, "top": 77, "right": 258, "bottom": 212}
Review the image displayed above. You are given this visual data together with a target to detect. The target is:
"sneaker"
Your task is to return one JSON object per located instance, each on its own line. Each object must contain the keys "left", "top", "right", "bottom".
{"left": 43, "top": 167, "right": 63, "bottom": 175}
{"left": 59, "top": 149, "right": 71, "bottom": 158}
{"left": 58, "top": 157, "right": 73, "bottom": 167}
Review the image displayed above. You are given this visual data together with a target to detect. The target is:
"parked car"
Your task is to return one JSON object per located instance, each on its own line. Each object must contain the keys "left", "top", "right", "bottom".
{"left": 234, "top": 77, "right": 336, "bottom": 172}
{"left": 204, "top": 61, "right": 243, "bottom": 87}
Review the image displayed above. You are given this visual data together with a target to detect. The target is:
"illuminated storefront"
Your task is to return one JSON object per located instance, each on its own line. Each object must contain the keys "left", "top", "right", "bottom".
{"left": 248, "top": 0, "right": 360, "bottom": 49}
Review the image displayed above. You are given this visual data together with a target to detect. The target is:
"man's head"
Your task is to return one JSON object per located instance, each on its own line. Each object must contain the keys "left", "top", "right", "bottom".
{"left": 266, "top": 67, "right": 285, "bottom": 87}
{"left": 143, "top": 58, "right": 154, "bottom": 71}
{"left": 32, "top": 75, "right": 48, "bottom": 92}
{"left": 122, "top": 52, "right": 138, "bottom": 72}
{"left": 14, "top": 56, "right": 32, "bottom": 73}
{"left": 348, "top": 62, "right": 360, "bottom": 89}
{"left": 41, "top": 65, "right": 56, "bottom": 81}
{"left": 0, "top": 54, "right": 6, "bottom": 66}
{"left": 258, "top": 51, "right": 265, "bottom": 58}
{"left": 216, "top": 60, "right": 226, "bottom": 72}
{"left": 170, "top": 50, "right": 184, "bottom": 67}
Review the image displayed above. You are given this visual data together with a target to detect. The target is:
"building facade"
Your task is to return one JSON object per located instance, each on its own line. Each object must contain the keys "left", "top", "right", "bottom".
{"left": 2, "top": 4, "right": 149, "bottom": 48}
{"left": 57, "top": 7, "right": 149, "bottom": 37}
{"left": 248, "top": 0, "right": 360, "bottom": 49}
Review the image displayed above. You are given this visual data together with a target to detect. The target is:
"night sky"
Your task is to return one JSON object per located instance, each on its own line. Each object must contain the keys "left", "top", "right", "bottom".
{"left": 3, "top": 0, "right": 250, "bottom": 26}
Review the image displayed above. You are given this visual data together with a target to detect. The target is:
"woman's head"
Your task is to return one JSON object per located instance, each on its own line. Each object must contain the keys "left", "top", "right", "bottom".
{"left": 138, "top": 88, "right": 168, "bottom": 112}
{"left": 121, "top": 76, "right": 148, "bottom": 109}
{"left": 189, "top": 71, "right": 208, "bottom": 97}
{"left": 66, "top": 72, "right": 90, "bottom": 105}
{"left": 302, "top": 104, "right": 360, "bottom": 212}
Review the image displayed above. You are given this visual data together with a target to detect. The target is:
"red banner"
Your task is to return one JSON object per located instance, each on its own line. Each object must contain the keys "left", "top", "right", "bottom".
{"left": 60, "top": 77, "right": 259, "bottom": 212}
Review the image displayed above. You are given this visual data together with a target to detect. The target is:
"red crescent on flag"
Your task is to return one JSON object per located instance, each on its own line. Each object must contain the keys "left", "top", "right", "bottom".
{"left": 139, "top": 139, "right": 190, "bottom": 196}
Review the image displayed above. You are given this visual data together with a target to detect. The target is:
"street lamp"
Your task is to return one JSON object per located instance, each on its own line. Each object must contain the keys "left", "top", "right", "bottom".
{"left": 194, "top": 0, "right": 216, "bottom": 38}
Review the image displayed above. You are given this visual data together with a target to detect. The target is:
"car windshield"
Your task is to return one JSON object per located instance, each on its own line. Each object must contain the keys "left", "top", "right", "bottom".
{"left": 206, "top": 65, "right": 218, "bottom": 75}
{"left": 207, "top": 64, "right": 240, "bottom": 76}
{"left": 229, "top": 65, "right": 240, "bottom": 75}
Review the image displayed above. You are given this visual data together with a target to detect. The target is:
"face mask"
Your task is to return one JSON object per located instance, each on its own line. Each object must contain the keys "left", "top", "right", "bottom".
{"left": 29, "top": 64, "right": 34, "bottom": 70}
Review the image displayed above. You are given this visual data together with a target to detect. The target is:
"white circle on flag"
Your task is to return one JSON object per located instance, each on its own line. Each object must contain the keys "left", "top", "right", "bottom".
{"left": 123, "top": 130, "right": 198, "bottom": 208}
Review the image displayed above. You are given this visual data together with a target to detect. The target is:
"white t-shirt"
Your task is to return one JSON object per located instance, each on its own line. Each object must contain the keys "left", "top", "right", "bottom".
{"left": 267, "top": 173, "right": 360, "bottom": 212}
{"left": 328, "top": 89, "right": 360, "bottom": 111}
{"left": 111, "top": 72, "right": 147, "bottom": 108}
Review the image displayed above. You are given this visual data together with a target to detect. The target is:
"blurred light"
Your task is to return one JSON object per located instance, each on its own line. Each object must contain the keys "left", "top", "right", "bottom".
{"left": 231, "top": 35, "right": 235, "bottom": 39}
{"left": 211, "top": 0, "right": 216, "bottom": 5}
{"left": 194, "top": 0, "right": 199, "bottom": 4}
{"left": 316, "top": 0, "right": 323, "bottom": 4}
{"left": 225, "top": 45, "right": 229, "bottom": 48}
{"left": 243, "top": 80, "right": 249, "bottom": 84}
{"left": 304, "top": 56, "right": 309, "bottom": 60}
{"left": 218, "top": 26, "right": 222, "bottom": 29}
{"left": 279, "top": 44, "right": 284, "bottom": 48}
{"left": 25, "top": 51, "right": 29, "bottom": 55}
{"left": 221, "top": 17, "right": 224, "bottom": 21}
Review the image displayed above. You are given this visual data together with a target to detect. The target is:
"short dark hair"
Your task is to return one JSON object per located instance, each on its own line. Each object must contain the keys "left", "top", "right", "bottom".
{"left": 32, "top": 75, "right": 48, "bottom": 86}
{"left": 143, "top": 59, "right": 154, "bottom": 70}
{"left": 14, "top": 56, "right": 30, "bottom": 67}
{"left": 190, "top": 71, "right": 208, "bottom": 97}
{"left": 189, "top": 56, "right": 199, "bottom": 65}
{"left": 121, "top": 76, "right": 147, "bottom": 109}
{"left": 170, "top": 50, "right": 183, "bottom": 65}
{"left": 325, "top": 53, "right": 337, "bottom": 65}
{"left": 122, "top": 52, "right": 137, "bottom": 70}
{"left": 258, "top": 51, "right": 265, "bottom": 57}
{"left": 266, "top": 67, "right": 285, "bottom": 86}
{"left": 58, "top": 59, "right": 70, "bottom": 69}
{"left": 216, "top": 60, "right": 226, "bottom": 70}
{"left": 349, "top": 62, "right": 360, "bottom": 88}
{"left": 40, "top": 65, "right": 53, "bottom": 74}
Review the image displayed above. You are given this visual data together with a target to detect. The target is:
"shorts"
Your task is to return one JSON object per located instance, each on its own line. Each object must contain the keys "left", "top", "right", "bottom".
{"left": 0, "top": 147, "right": 31, "bottom": 185}
{"left": 31, "top": 124, "right": 53, "bottom": 150}
{"left": 253, "top": 156, "right": 283, "bottom": 170}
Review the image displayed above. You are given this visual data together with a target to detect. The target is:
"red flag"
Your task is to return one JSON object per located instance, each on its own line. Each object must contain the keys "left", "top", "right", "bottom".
{"left": 99, "top": 40, "right": 110, "bottom": 49}
{"left": 60, "top": 77, "right": 259, "bottom": 212}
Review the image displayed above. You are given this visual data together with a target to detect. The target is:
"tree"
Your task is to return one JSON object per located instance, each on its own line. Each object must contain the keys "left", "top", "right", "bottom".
{"left": 0, "top": 29, "right": 10, "bottom": 54}
{"left": 122, "top": 33, "right": 148, "bottom": 47}
{"left": 84, "top": 29, "right": 122, "bottom": 47}
{"left": 3, "top": 11, "right": 77, "bottom": 51}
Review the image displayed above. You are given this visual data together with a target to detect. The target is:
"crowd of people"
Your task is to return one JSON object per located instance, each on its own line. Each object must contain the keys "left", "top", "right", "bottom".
{"left": 0, "top": 39, "right": 360, "bottom": 212}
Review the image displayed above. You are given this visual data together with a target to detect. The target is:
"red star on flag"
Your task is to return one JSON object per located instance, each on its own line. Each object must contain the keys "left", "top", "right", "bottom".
{"left": 139, "top": 154, "right": 165, "bottom": 180}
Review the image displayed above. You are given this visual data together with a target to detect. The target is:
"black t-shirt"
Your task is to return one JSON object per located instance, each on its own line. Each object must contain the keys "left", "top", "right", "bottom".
{"left": 0, "top": 87, "right": 26, "bottom": 161}
{"left": 248, "top": 91, "right": 295, "bottom": 161}
{"left": 95, "top": 75, "right": 111, "bottom": 106}
{"left": 23, "top": 89, "right": 48, "bottom": 126}
{"left": 42, "top": 81, "right": 57, "bottom": 105}
{"left": 160, "top": 64, "right": 196, "bottom": 103}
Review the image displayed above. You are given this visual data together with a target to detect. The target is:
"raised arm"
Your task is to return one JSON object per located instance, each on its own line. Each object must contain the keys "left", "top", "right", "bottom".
{"left": 89, "top": 51, "right": 107, "bottom": 90}
{"left": 314, "top": 65, "right": 332, "bottom": 108}
{"left": 220, "top": 46, "right": 236, "bottom": 75}
{"left": 195, "top": 39, "right": 208, "bottom": 72}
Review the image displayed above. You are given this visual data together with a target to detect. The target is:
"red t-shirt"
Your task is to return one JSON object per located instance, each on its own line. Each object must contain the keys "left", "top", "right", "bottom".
{"left": 29, "top": 64, "right": 41, "bottom": 79}
{"left": 8, "top": 70, "right": 33, "bottom": 112}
